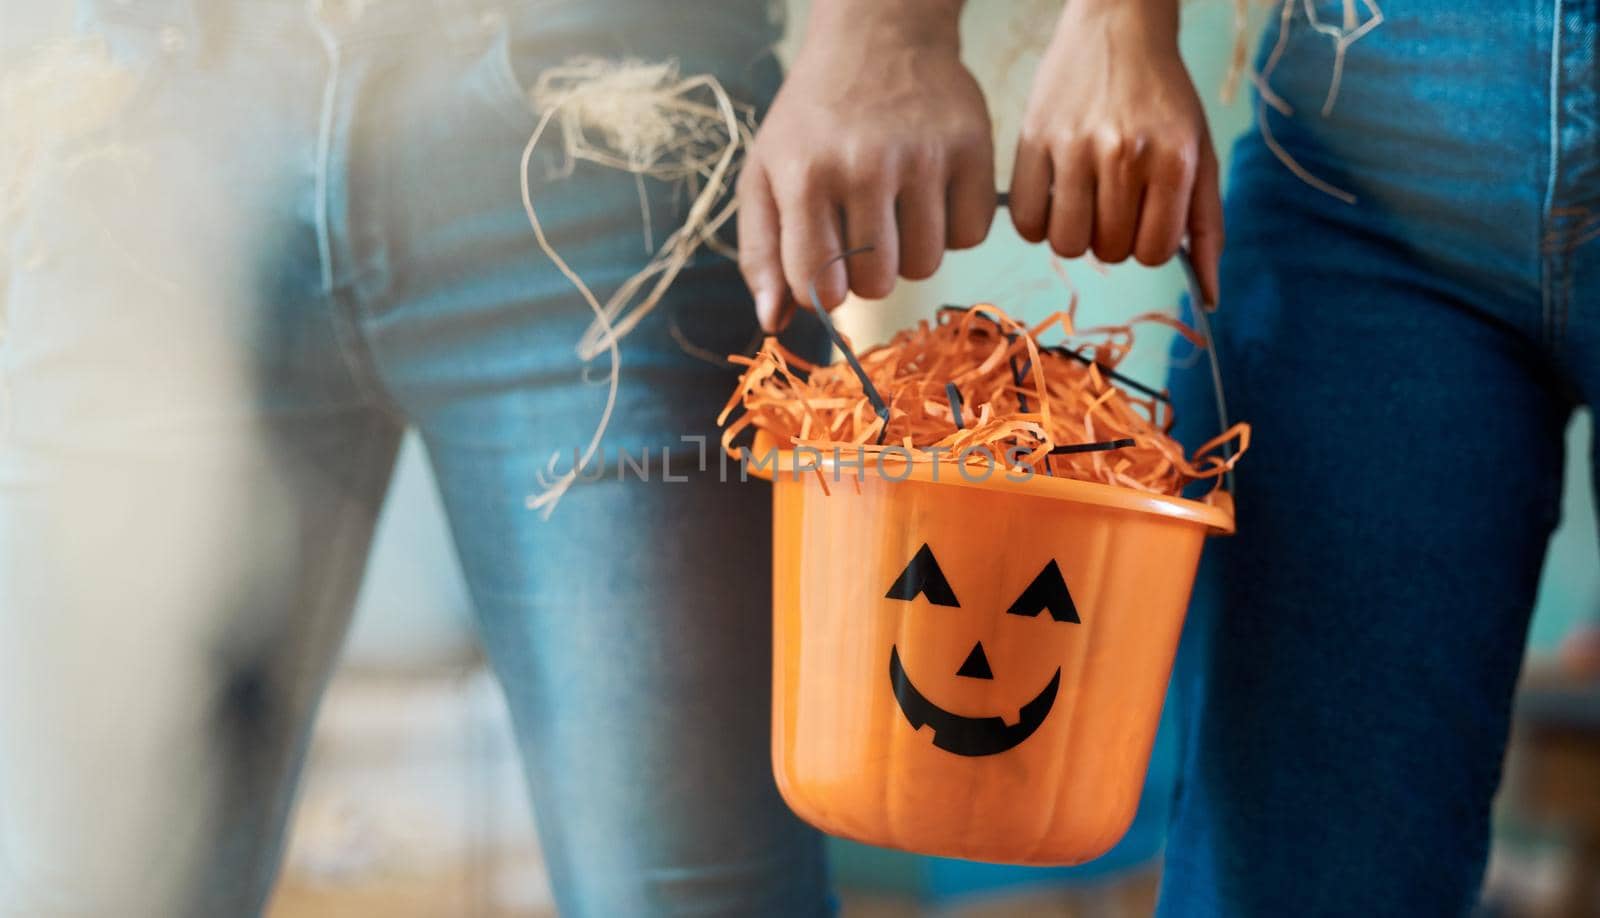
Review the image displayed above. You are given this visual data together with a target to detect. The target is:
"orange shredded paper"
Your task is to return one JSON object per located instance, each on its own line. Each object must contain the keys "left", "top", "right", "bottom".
{"left": 717, "top": 304, "right": 1249, "bottom": 497}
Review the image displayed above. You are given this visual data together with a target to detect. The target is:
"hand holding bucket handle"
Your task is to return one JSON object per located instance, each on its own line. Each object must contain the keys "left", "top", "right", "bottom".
{"left": 801, "top": 192, "right": 1235, "bottom": 493}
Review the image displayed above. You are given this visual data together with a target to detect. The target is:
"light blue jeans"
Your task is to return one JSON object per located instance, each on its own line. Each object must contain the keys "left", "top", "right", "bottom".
{"left": 0, "top": 1, "right": 831, "bottom": 915}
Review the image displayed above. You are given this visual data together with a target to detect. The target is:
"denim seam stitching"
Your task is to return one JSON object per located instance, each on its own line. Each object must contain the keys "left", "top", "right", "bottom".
{"left": 307, "top": 12, "right": 405, "bottom": 420}
{"left": 310, "top": 12, "right": 343, "bottom": 298}
{"left": 1541, "top": 0, "right": 1564, "bottom": 347}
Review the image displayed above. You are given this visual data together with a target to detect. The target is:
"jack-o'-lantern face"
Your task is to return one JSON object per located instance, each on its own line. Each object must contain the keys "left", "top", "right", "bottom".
{"left": 884, "top": 543, "right": 1080, "bottom": 757}
{"left": 767, "top": 470, "right": 1219, "bottom": 864}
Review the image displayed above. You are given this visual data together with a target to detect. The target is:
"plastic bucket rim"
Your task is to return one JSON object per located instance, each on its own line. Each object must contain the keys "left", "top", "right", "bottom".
{"left": 747, "top": 445, "right": 1235, "bottom": 535}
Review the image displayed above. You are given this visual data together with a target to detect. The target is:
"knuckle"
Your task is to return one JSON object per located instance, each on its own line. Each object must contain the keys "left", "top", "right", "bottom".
{"left": 949, "top": 220, "right": 990, "bottom": 250}
{"left": 1133, "top": 243, "right": 1169, "bottom": 267}
{"left": 1152, "top": 144, "right": 1198, "bottom": 185}
{"left": 805, "top": 273, "right": 844, "bottom": 308}
{"left": 1049, "top": 219, "right": 1090, "bottom": 255}
{"left": 843, "top": 162, "right": 889, "bottom": 196}
{"left": 735, "top": 166, "right": 758, "bottom": 196}
{"left": 1192, "top": 212, "right": 1224, "bottom": 239}
{"left": 1017, "top": 120, "right": 1052, "bottom": 153}
{"left": 950, "top": 131, "right": 993, "bottom": 169}
{"left": 740, "top": 244, "right": 778, "bottom": 276}
{"left": 1051, "top": 130, "right": 1092, "bottom": 163}
{"left": 775, "top": 156, "right": 833, "bottom": 199}
{"left": 1092, "top": 127, "right": 1125, "bottom": 161}
{"left": 1012, "top": 213, "right": 1046, "bottom": 242}
{"left": 1126, "top": 134, "right": 1154, "bottom": 168}
{"left": 1049, "top": 235, "right": 1088, "bottom": 259}
{"left": 1092, "top": 239, "right": 1131, "bottom": 263}
{"left": 899, "top": 141, "right": 943, "bottom": 181}
{"left": 840, "top": 137, "right": 893, "bottom": 182}
{"left": 947, "top": 227, "right": 985, "bottom": 247}
{"left": 1094, "top": 129, "right": 1154, "bottom": 170}
{"left": 901, "top": 253, "right": 941, "bottom": 281}
{"left": 852, "top": 270, "right": 894, "bottom": 300}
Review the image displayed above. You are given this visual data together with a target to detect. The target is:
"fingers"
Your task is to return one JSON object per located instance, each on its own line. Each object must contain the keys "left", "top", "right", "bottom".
{"left": 1008, "top": 135, "right": 1051, "bottom": 244}
{"left": 1132, "top": 145, "right": 1198, "bottom": 268}
{"left": 947, "top": 139, "right": 997, "bottom": 250}
{"left": 897, "top": 165, "right": 946, "bottom": 280}
{"left": 741, "top": 63, "right": 995, "bottom": 311}
{"left": 1091, "top": 133, "right": 1145, "bottom": 264}
{"left": 844, "top": 171, "right": 899, "bottom": 299}
{"left": 1009, "top": 123, "right": 1220, "bottom": 303}
{"left": 773, "top": 164, "right": 847, "bottom": 311}
{"left": 736, "top": 161, "right": 791, "bottom": 332}
{"left": 755, "top": 143, "right": 996, "bottom": 310}
{"left": 1014, "top": 130, "right": 1156, "bottom": 264}
{"left": 1047, "top": 140, "right": 1095, "bottom": 258}
{"left": 1187, "top": 143, "right": 1224, "bottom": 307}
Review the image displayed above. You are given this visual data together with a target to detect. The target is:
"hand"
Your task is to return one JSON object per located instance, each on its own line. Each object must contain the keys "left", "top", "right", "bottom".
{"left": 738, "top": 0, "right": 995, "bottom": 331}
{"left": 1008, "top": 0, "right": 1223, "bottom": 305}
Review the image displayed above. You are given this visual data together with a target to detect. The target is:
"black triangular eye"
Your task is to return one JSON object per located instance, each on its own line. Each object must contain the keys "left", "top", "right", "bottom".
{"left": 1006, "top": 560, "right": 1080, "bottom": 623}
{"left": 885, "top": 544, "right": 960, "bottom": 607}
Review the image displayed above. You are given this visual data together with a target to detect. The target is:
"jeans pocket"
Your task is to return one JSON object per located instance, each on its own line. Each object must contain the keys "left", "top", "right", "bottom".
{"left": 481, "top": 3, "right": 785, "bottom": 133}
{"left": 472, "top": 3, "right": 645, "bottom": 132}
{"left": 474, "top": 12, "right": 543, "bottom": 135}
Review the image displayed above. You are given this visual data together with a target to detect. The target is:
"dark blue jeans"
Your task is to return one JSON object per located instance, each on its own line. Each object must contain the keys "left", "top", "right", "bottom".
{"left": 1159, "top": 1, "right": 1598, "bottom": 914}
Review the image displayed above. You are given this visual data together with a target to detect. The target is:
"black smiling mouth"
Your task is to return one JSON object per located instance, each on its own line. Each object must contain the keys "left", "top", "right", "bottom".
{"left": 889, "top": 646, "right": 1061, "bottom": 757}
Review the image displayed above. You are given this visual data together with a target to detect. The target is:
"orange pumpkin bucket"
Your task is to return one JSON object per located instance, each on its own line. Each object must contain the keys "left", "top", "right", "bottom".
{"left": 725, "top": 254, "right": 1244, "bottom": 866}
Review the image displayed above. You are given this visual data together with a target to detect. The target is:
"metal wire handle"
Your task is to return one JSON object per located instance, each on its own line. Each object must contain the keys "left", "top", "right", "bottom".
{"left": 1176, "top": 250, "right": 1235, "bottom": 494}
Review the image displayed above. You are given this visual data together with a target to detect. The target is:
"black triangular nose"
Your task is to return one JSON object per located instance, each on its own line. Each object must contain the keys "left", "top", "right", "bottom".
{"left": 956, "top": 642, "right": 994, "bottom": 680}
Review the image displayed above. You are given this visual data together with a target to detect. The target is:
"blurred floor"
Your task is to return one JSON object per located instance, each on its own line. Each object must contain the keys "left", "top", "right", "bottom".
{"left": 1486, "top": 660, "right": 1600, "bottom": 917}
{"left": 265, "top": 666, "right": 1160, "bottom": 918}
{"left": 264, "top": 659, "right": 1600, "bottom": 918}
{"left": 267, "top": 667, "right": 554, "bottom": 918}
